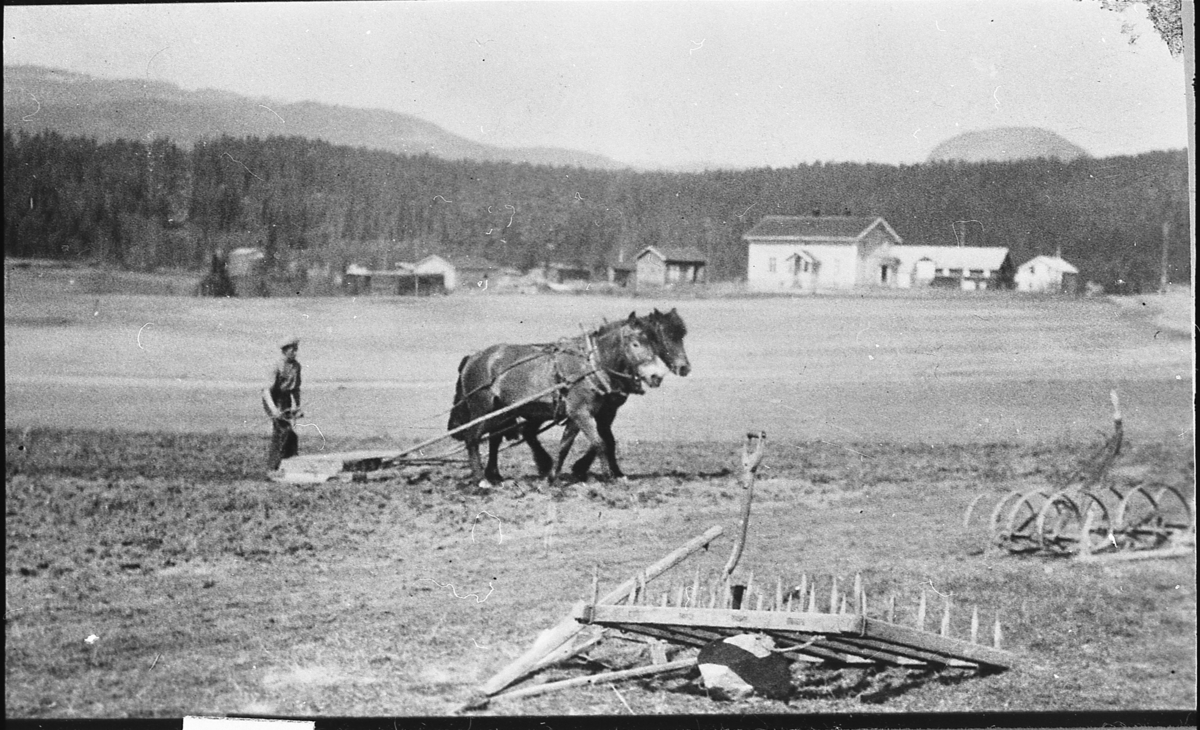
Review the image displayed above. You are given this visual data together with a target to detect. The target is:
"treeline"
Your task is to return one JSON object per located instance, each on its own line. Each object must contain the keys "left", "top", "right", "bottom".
{"left": 3, "top": 129, "right": 1190, "bottom": 290}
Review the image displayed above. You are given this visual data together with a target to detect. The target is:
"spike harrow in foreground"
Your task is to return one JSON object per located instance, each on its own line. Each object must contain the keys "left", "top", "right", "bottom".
{"left": 463, "top": 433, "right": 1015, "bottom": 710}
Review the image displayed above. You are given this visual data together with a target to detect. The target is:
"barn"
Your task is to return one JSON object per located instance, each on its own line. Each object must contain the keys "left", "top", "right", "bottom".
{"left": 636, "top": 246, "right": 708, "bottom": 287}
{"left": 414, "top": 254, "right": 518, "bottom": 292}
{"left": 891, "top": 246, "right": 1014, "bottom": 290}
{"left": 1015, "top": 255, "right": 1080, "bottom": 294}
{"left": 742, "top": 216, "right": 903, "bottom": 291}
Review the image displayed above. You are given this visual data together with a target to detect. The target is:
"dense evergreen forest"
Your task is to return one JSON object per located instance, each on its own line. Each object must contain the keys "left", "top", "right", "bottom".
{"left": 3, "top": 130, "right": 1189, "bottom": 291}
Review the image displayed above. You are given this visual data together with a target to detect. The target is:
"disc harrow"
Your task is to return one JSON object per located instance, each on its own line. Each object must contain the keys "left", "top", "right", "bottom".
{"left": 964, "top": 392, "right": 1195, "bottom": 559}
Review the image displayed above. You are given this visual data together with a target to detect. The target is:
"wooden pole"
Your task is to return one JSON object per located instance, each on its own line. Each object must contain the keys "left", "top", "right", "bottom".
{"left": 394, "top": 382, "right": 563, "bottom": 462}
{"left": 724, "top": 432, "right": 766, "bottom": 577}
{"left": 1160, "top": 220, "right": 1170, "bottom": 294}
{"left": 475, "top": 525, "right": 723, "bottom": 699}
{"left": 490, "top": 659, "right": 695, "bottom": 703}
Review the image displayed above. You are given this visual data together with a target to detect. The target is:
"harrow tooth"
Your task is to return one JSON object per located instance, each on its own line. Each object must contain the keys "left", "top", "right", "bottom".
{"left": 970, "top": 607, "right": 980, "bottom": 644}
{"left": 830, "top": 576, "right": 839, "bottom": 613}
{"left": 775, "top": 576, "right": 784, "bottom": 611}
{"left": 808, "top": 584, "right": 818, "bottom": 613}
{"left": 887, "top": 594, "right": 896, "bottom": 624}
{"left": 941, "top": 597, "right": 952, "bottom": 638}
{"left": 993, "top": 613, "right": 1003, "bottom": 650}
{"left": 917, "top": 590, "right": 927, "bottom": 632}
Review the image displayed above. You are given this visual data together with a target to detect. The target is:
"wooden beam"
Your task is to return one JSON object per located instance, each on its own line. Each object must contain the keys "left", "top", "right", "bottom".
{"left": 490, "top": 658, "right": 695, "bottom": 703}
{"left": 859, "top": 618, "right": 1015, "bottom": 668}
{"left": 578, "top": 604, "right": 863, "bottom": 634}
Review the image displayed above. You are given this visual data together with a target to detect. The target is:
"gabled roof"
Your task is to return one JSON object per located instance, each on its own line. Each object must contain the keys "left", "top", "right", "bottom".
{"left": 1019, "top": 255, "right": 1079, "bottom": 274}
{"left": 637, "top": 246, "right": 708, "bottom": 263}
{"left": 743, "top": 216, "right": 902, "bottom": 244}
{"left": 418, "top": 253, "right": 509, "bottom": 271}
{"left": 892, "top": 246, "right": 1011, "bottom": 271}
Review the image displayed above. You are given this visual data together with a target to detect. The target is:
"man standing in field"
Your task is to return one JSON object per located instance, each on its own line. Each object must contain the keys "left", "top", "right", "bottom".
{"left": 263, "top": 336, "right": 302, "bottom": 474}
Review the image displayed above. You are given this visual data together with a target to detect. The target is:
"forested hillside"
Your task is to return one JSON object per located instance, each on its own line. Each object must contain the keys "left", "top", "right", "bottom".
{"left": 4, "top": 130, "right": 1189, "bottom": 291}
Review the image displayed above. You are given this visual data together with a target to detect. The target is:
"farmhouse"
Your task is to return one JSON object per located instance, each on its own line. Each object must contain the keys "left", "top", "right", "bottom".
{"left": 743, "top": 216, "right": 904, "bottom": 291}
{"left": 636, "top": 246, "right": 708, "bottom": 287}
{"left": 891, "top": 246, "right": 1015, "bottom": 290}
{"left": 1015, "top": 255, "right": 1080, "bottom": 294}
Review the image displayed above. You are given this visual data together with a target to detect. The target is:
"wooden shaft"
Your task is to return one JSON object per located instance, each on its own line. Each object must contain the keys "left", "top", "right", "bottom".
{"left": 775, "top": 576, "right": 784, "bottom": 611}
{"left": 971, "top": 607, "right": 980, "bottom": 644}
{"left": 887, "top": 595, "right": 896, "bottom": 624}
{"left": 798, "top": 574, "right": 808, "bottom": 603}
{"left": 492, "top": 659, "right": 695, "bottom": 702}
{"left": 830, "top": 576, "right": 839, "bottom": 613}
{"left": 993, "top": 614, "right": 1003, "bottom": 649}
{"left": 808, "top": 584, "right": 817, "bottom": 613}
{"left": 917, "top": 590, "right": 927, "bottom": 631}
{"left": 396, "top": 382, "right": 564, "bottom": 461}
{"left": 941, "top": 597, "right": 952, "bottom": 637}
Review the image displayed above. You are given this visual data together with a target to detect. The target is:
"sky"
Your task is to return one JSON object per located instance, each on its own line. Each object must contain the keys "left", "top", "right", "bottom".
{"left": 3, "top": 1, "right": 1190, "bottom": 169}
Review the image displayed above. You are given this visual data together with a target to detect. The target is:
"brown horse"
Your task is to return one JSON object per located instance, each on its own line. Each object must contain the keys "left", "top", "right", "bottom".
{"left": 449, "top": 313, "right": 673, "bottom": 488}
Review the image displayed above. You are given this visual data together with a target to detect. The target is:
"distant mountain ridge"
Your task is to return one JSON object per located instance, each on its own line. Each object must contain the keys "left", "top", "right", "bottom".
{"left": 928, "top": 127, "right": 1088, "bottom": 163}
{"left": 2, "top": 65, "right": 629, "bottom": 170}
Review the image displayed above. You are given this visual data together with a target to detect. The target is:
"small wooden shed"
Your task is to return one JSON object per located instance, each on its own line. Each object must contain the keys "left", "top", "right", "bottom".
{"left": 1015, "top": 255, "right": 1080, "bottom": 294}
{"left": 636, "top": 246, "right": 708, "bottom": 287}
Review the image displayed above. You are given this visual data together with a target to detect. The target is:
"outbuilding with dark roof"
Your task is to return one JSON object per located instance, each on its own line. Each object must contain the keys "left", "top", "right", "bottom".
{"left": 636, "top": 246, "right": 708, "bottom": 287}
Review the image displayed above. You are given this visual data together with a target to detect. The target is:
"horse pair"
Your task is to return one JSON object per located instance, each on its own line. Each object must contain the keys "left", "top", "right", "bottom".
{"left": 448, "top": 309, "right": 689, "bottom": 489}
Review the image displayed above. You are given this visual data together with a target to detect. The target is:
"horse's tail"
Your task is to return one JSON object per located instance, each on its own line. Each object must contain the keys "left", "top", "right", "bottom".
{"left": 448, "top": 355, "right": 472, "bottom": 438}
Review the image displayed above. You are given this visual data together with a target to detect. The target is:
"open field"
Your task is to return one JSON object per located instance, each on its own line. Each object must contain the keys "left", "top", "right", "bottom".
{"left": 4, "top": 265, "right": 1196, "bottom": 718}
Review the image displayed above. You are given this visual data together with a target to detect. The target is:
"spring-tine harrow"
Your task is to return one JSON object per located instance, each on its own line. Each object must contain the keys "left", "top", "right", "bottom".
{"left": 966, "top": 392, "right": 1195, "bottom": 559}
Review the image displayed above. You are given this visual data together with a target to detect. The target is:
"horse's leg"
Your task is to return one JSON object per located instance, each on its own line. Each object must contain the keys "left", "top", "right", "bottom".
{"left": 463, "top": 426, "right": 488, "bottom": 486}
{"left": 596, "top": 403, "right": 624, "bottom": 481}
{"left": 573, "top": 399, "right": 623, "bottom": 480}
{"left": 568, "top": 413, "right": 607, "bottom": 483}
{"left": 485, "top": 430, "right": 504, "bottom": 484}
{"left": 553, "top": 421, "right": 580, "bottom": 485}
{"left": 522, "top": 420, "right": 554, "bottom": 477}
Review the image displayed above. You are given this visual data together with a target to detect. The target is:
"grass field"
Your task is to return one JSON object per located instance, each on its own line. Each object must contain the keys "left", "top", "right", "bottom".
{"left": 4, "top": 264, "right": 1195, "bottom": 718}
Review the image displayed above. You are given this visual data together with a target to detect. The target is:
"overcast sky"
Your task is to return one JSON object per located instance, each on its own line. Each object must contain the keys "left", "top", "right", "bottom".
{"left": 3, "top": 1, "right": 1189, "bottom": 169}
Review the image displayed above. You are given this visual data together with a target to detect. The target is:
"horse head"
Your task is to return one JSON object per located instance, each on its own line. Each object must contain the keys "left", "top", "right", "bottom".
{"left": 618, "top": 314, "right": 670, "bottom": 389}
{"left": 639, "top": 308, "right": 690, "bottom": 377}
